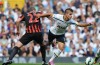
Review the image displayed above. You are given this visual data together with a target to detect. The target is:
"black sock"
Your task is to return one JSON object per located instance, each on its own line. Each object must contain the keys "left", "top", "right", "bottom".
{"left": 9, "top": 46, "right": 20, "bottom": 60}
{"left": 40, "top": 45, "right": 46, "bottom": 62}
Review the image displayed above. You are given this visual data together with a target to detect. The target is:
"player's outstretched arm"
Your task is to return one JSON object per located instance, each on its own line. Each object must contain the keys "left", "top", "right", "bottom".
{"left": 37, "top": 13, "right": 53, "bottom": 18}
{"left": 76, "top": 22, "right": 94, "bottom": 27}
{"left": 16, "top": 22, "right": 20, "bottom": 34}
{"left": 16, "top": 15, "right": 24, "bottom": 34}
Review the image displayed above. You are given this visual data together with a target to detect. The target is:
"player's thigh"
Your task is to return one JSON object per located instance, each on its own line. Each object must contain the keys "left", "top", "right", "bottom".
{"left": 19, "top": 33, "right": 33, "bottom": 45}
{"left": 15, "top": 41, "right": 23, "bottom": 48}
{"left": 48, "top": 31, "right": 55, "bottom": 44}
{"left": 56, "top": 35, "right": 65, "bottom": 50}
{"left": 56, "top": 35, "right": 65, "bottom": 43}
{"left": 34, "top": 33, "right": 43, "bottom": 45}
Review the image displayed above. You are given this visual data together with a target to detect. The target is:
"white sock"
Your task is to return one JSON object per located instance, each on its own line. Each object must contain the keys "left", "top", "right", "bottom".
{"left": 49, "top": 49, "right": 61, "bottom": 62}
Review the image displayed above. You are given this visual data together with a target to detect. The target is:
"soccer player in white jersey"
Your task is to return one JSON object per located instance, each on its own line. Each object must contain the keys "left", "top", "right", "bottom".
{"left": 37, "top": 8, "right": 94, "bottom": 65}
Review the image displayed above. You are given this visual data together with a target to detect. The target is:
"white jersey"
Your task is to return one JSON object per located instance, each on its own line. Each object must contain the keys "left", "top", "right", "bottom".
{"left": 50, "top": 14, "right": 77, "bottom": 35}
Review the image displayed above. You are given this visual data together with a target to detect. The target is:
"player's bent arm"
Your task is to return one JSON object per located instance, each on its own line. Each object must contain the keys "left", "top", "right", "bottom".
{"left": 16, "top": 21, "right": 20, "bottom": 33}
{"left": 76, "top": 22, "right": 91, "bottom": 27}
{"left": 16, "top": 16, "right": 24, "bottom": 33}
{"left": 38, "top": 13, "right": 53, "bottom": 18}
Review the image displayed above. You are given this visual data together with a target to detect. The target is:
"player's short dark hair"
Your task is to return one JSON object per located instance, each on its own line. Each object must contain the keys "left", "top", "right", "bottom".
{"left": 27, "top": 6, "right": 35, "bottom": 12}
{"left": 64, "top": 8, "right": 73, "bottom": 13}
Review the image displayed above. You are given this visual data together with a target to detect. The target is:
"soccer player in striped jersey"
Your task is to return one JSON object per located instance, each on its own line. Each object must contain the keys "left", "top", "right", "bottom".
{"left": 37, "top": 8, "right": 94, "bottom": 65}
{"left": 2, "top": 6, "right": 47, "bottom": 65}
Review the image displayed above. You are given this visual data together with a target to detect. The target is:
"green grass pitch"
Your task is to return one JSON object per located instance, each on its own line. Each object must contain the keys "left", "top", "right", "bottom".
{"left": 0, "top": 63, "right": 99, "bottom": 65}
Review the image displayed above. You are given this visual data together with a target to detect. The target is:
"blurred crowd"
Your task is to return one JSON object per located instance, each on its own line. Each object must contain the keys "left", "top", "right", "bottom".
{"left": 0, "top": 0, "right": 100, "bottom": 58}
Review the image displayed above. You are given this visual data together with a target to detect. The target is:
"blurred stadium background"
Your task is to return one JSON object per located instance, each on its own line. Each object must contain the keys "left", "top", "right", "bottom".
{"left": 0, "top": 0, "right": 100, "bottom": 64}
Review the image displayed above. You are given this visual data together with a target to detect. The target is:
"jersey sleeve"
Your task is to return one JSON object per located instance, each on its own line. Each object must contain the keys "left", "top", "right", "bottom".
{"left": 52, "top": 14, "right": 62, "bottom": 19}
{"left": 69, "top": 19, "right": 78, "bottom": 25}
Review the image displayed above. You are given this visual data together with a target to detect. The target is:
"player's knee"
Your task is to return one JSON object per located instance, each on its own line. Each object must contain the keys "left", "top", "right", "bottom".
{"left": 14, "top": 46, "right": 20, "bottom": 50}
{"left": 15, "top": 41, "right": 23, "bottom": 48}
{"left": 58, "top": 42, "right": 65, "bottom": 51}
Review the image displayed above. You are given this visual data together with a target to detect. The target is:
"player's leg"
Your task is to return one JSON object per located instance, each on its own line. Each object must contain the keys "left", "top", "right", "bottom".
{"left": 40, "top": 44, "right": 47, "bottom": 65}
{"left": 49, "top": 42, "right": 64, "bottom": 65}
{"left": 94, "top": 48, "right": 100, "bottom": 64}
{"left": 49, "top": 34, "right": 65, "bottom": 65}
{"left": 34, "top": 33, "right": 47, "bottom": 65}
{"left": 2, "top": 33, "right": 32, "bottom": 65}
{"left": 2, "top": 41, "right": 23, "bottom": 65}
{"left": 47, "top": 31, "right": 55, "bottom": 46}
{"left": 48, "top": 31, "right": 56, "bottom": 65}
{"left": 49, "top": 42, "right": 64, "bottom": 59}
{"left": 57, "top": 41, "right": 65, "bottom": 56}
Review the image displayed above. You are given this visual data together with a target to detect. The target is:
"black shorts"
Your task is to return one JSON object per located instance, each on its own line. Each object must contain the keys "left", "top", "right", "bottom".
{"left": 48, "top": 31, "right": 65, "bottom": 44}
{"left": 19, "top": 32, "right": 43, "bottom": 45}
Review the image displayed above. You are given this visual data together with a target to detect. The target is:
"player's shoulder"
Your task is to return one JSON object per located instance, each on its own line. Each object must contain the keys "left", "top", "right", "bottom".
{"left": 69, "top": 18, "right": 76, "bottom": 22}
{"left": 20, "top": 12, "right": 28, "bottom": 17}
{"left": 21, "top": 10, "right": 27, "bottom": 15}
{"left": 69, "top": 18, "right": 78, "bottom": 24}
{"left": 53, "top": 14, "right": 63, "bottom": 19}
{"left": 53, "top": 14, "right": 63, "bottom": 17}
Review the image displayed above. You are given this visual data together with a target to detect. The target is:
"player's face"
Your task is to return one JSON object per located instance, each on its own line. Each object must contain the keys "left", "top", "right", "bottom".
{"left": 64, "top": 10, "right": 73, "bottom": 20}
